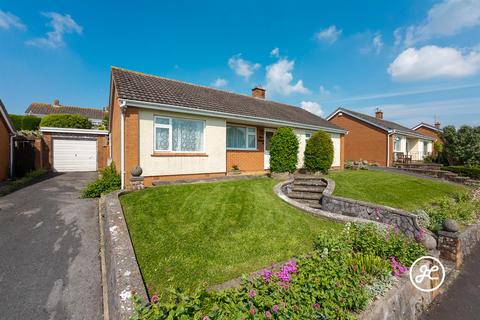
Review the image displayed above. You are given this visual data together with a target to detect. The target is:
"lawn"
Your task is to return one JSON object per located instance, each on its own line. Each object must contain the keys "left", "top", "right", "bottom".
{"left": 328, "top": 169, "right": 469, "bottom": 211}
{"left": 120, "top": 177, "right": 340, "bottom": 298}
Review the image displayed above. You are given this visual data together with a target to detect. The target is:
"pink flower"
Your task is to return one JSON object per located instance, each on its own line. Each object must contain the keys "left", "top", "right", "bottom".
{"left": 248, "top": 289, "right": 257, "bottom": 298}
{"left": 313, "top": 303, "right": 321, "bottom": 310}
{"left": 272, "top": 304, "right": 279, "bottom": 313}
{"left": 250, "top": 308, "right": 256, "bottom": 315}
{"left": 390, "top": 256, "right": 408, "bottom": 277}
{"left": 263, "top": 269, "right": 273, "bottom": 283}
{"left": 265, "top": 311, "right": 272, "bottom": 318}
{"left": 151, "top": 295, "right": 159, "bottom": 304}
{"left": 202, "top": 317, "right": 210, "bottom": 320}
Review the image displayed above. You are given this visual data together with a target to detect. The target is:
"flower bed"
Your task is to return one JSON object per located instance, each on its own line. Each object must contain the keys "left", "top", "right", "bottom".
{"left": 129, "top": 223, "right": 426, "bottom": 320}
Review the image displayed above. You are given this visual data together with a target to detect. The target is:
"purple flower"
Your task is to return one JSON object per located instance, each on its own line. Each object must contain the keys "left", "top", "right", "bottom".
{"left": 390, "top": 256, "right": 408, "bottom": 277}
{"left": 265, "top": 311, "right": 272, "bottom": 318}
{"left": 151, "top": 294, "right": 159, "bottom": 304}
{"left": 263, "top": 269, "right": 273, "bottom": 283}
{"left": 272, "top": 304, "right": 279, "bottom": 313}
{"left": 248, "top": 289, "right": 257, "bottom": 298}
{"left": 313, "top": 303, "right": 321, "bottom": 310}
{"left": 276, "top": 270, "right": 292, "bottom": 282}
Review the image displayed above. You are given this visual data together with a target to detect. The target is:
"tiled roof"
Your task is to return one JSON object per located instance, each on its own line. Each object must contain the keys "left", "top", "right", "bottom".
{"left": 111, "top": 67, "right": 344, "bottom": 131}
{"left": 331, "top": 108, "right": 433, "bottom": 138}
{"left": 0, "top": 99, "right": 16, "bottom": 133}
{"left": 412, "top": 122, "right": 441, "bottom": 132}
{"left": 25, "top": 102, "right": 105, "bottom": 120}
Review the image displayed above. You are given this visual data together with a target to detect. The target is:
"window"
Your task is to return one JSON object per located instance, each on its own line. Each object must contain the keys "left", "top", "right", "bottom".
{"left": 394, "top": 136, "right": 402, "bottom": 152}
{"left": 226, "top": 125, "right": 257, "bottom": 149}
{"left": 154, "top": 116, "right": 204, "bottom": 152}
{"left": 305, "top": 132, "right": 312, "bottom": 140}
{"left": 423, "top": 141, "right": 429, "bottom": 156}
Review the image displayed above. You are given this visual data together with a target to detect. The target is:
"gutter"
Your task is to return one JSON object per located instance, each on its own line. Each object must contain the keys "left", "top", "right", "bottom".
{"left": 120, "top": 100, "right": 127, "bottom": 190}
{"left": 122, "top": 98, "right": 347, "bottom": 134}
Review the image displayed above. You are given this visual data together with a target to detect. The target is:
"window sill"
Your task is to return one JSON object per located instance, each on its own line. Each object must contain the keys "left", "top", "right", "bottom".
{"left": 151, "top": 152, "right": 208, "bottom": 157}
{"left": 227, "top": 149, "right": 260, "bottom": 152}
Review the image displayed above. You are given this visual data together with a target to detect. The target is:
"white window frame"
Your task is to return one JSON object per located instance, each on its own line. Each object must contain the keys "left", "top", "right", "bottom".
{"left": 394, "top": 136, "right": 402, "bottom": 152}
{"left": 153, "top": 115, "right": 205, "bottom": 153}
{"left": 226, "top": 125, "right": 257, "bottom": 150}
{"left": 305, "top": 132, "right": 312, "bottom": 140}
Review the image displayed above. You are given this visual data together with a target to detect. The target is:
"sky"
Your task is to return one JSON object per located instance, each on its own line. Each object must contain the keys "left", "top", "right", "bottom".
{"left": 1, "top": 0, "right": 479, "bottom": 128}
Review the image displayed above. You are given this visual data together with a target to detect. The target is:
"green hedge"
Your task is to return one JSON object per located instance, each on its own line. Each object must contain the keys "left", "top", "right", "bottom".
{"left": 304, "top": 130, "right": 334, "bottom": 173}
{"left": 40, "top": 114, "right": 93, "bottom": 129}
{"left": 443, "top": 166, "right": 480, "bottom": 180}
{"left": 9, "top": 114, "right": 42, "bottom": 130}
{"left": 269, "top": 127, "right": 299, "bottom": 173}
{"left": 82, "top": 164, "right": 121, "bottom": 198}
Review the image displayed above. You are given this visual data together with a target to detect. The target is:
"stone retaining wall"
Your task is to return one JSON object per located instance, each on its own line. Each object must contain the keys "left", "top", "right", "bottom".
{"left": 101, "top": 191, "right": 148, "bottom": 320}
{"left": 437, "top": 223, "right": 480, "bottom": 269}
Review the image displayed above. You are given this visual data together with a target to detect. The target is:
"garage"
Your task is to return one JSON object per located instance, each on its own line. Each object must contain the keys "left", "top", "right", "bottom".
{"left": 40, "top": 127, "right": 109, "bottom": 173}
{"left": 53, "top": 139, "right": 97, "bottom": 172}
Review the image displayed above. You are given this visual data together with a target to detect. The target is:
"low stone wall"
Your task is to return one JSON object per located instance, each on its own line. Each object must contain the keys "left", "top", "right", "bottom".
{"left": 101, "top": 191, "right": 148, "bottom": 320}
{"left": 437, "top": 223, "right": 480, "bottom": 269}
{"left": 320, "top": 178, "right": 423, "bottom": 239}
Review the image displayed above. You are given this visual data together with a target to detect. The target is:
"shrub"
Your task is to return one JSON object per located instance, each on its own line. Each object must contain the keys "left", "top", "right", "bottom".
{"left": 443, "top": 165, "right": 480, "bottom": 180}
{"left": 303, "top": 130, "right": 334, "bottom": 174}
{"left": 82, "top": 164, "right": 121, "bottom": 198}
{"left": 434, "top": 141, "right": 443, "bottom": 154}
{"left": 130, "top": 223, "right": 426, "bottom": 320}
{"left": 269, "top": 127, "right": 299, "bottom": 173}
{"left": 9, "top": 114, "right": 42, "bottom": 130}
{"left": 441, "top": 125, "right": 480, "bottom": 166}
{"left": 40, "top": 114, "right": 93, "bottom": 129}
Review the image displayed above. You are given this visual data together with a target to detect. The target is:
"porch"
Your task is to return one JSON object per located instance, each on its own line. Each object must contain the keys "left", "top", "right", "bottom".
{"left": 393, "top": 135, "right": 433, "bottom": 163}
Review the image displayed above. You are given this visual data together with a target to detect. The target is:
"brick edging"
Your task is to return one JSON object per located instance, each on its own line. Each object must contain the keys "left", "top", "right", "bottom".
{"left": 101, "top": 191, "right": 148, "bottom": 320}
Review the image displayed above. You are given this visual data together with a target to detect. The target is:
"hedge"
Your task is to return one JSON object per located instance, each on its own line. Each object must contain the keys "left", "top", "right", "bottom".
{"left": 303, "top": 130, "right": 334, "bottom": 173}
{"left": 9, "top": 114, "right": 42, "bottom": 131}
{"left": 443, "top": 166, "right": 480, "bottom": 180}
{"left": 269, "top": 127, "right": 299, "bottom": 173}
{"left": 40, "top": 114, "right": 93, "bottom": 129}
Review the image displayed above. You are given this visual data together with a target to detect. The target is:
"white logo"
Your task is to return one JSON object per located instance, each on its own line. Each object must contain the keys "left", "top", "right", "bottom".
{"left": 409, "top": 256, "right": 445, "bottom": 292}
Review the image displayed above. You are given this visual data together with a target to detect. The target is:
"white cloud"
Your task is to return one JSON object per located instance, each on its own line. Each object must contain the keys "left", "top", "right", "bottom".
{"left": 266, "top": 58, "right": 309, "bottom": 95}
{"left": 26, "top": 12, "right": 82, "bottom": 48}
{"left": 270, "top": 47, "right": 280, "bottom": 57}
{"left": 228, "top": 54, "right": 260, "bottom": 80}
{"left": 404, "top": 0, "right": 480, "bottom": 45}
{"left": 388, "top": 45, "right": 480, "bottom": 81}
{"left": 0, "top": 10, "right": 26, "bottom": 30}
{"left": 212, "top": 78, "right": 228, "bottom": 87}
{"left": 300, "top": 101, "right": 324, "bottom": 117}
{"left": 394, "top": 28, "right": 402, "bottom": 46}
{"left": 315, "top": 25, "right": 342, "bottom": 44}
{"left": 319, "top": 85, "right": 331, "bottom": 96}
{"left": 373, "top": 33, "right": 383, "bottom": 54}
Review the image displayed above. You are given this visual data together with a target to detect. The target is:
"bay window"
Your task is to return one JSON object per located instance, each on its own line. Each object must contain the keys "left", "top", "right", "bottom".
{"left": 154, "top": 116, "right": 204, "bottom": 152}
{"left": 227, "top": 125, "right": 257, "bottom": 150}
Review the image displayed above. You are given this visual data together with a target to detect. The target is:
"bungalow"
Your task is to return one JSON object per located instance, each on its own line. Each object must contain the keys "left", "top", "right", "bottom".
{"left": 412, "top": 122, "right": 442, "bottom": 154}
{"left": 0, "top": 100, "right": 17, "bottom": 181}
{"left": 108, "top": 67, "right": 346, "bottom": 188}
{"left": 25, "top": 99, "right": 106, "bottom": 126}
{"left": 327, "top": 107, "right": 434, "bottom": 166}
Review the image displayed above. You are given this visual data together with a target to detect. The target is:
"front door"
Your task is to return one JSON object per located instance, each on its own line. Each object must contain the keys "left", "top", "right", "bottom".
{"left": 264, "top": 130, "right": 275, "bottom": 169}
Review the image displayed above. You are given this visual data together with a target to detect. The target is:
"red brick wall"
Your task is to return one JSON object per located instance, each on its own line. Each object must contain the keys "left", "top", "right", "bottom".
{"left": 226, "top": 125, "right": 265, "bottom": 172}
{"left": 110, "top": 89, "right": 121, "bottom": 173}
{"left": 124, "top": 107, "right": 139, "bottom": 183}
{"left": 0, "top": 117, "right": 10, "bottom": 181}
{"left": 329, "top": 113, "right": 389, "bottom": 166}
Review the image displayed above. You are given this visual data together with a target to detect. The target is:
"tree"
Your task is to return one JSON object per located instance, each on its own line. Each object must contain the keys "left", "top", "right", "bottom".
{"left": 303, "top": 130, "right": 334, "bottom": 173}
{"left": 40, "top": 114, "right": 93, "bottom": 129}
{"left": 269, "top": 127, "right": 299, "bottom": 173}
{"left": 441, "top": 125, "right": 480, "bottom": 166}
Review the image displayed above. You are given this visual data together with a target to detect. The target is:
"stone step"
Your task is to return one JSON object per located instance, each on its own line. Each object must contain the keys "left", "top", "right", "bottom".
{"left": 295, "top": 198, "right": 322, "bottom": 205}
{"left": 292, "top": 180, "right": 327, "bottom": 187}
{"left": 308, "top": 203, "right": 323, "bottom": 209}
{"left": 291, "top": 186, "right": 325, "bottom": 193}
{"left": 287, "top": 192, "right": 323, "bottom": 200}
{"left": 294, "top": 175, "right": 325, "bottom": 180}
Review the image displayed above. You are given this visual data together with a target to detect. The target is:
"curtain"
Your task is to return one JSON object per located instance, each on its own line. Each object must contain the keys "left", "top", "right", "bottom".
{"left": 155, "top": 127, "right": 169, "bottom": 151}
{"left": 172, "top": 118, "right": 204, "bottom": 151}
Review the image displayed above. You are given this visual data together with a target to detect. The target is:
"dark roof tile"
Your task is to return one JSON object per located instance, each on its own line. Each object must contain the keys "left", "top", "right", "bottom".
{"left": 25, "top": 103, "right": 105, "bottom": 120}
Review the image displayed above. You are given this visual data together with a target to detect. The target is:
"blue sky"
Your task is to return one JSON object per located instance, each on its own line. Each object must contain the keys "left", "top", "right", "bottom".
{"left": 1, "top": 0, "right": 479, "bottom": 127}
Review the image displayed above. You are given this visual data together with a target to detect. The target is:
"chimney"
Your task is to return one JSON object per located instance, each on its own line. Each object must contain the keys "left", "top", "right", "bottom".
{"left": 252, "top": 86, "right": 266, "bottom": 99}
{"left": 375, "top": 108, "right": 383, "bottom": 119}
{"left": 53, "top": 99, "right": 60, "bottom": 107}
{"left": 434, "top": 121, "right": 441, "bottom": 129}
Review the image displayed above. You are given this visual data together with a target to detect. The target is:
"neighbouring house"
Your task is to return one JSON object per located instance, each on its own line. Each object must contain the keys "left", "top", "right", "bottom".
{"left": 0, "top": 100, "right": 17, "bottom": 181}
{"left": 327, "top": 107, "right": 434, "bottom": 166}
{"left": 108, "top": 67, "right": 347, "bottom": 188}
{"left": 25, "top": 99, "right": 106, "bottom": 126}
{"left": 412, "top": 122, "right": 442, "bottom": 154}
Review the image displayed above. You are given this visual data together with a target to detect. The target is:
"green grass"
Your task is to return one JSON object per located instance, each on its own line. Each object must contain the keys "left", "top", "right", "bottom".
{"left": 120, "top": 177, "right": 340, "bottom": 297}
{"left": 328, "top": 170, "right": 469, "bottom": 211}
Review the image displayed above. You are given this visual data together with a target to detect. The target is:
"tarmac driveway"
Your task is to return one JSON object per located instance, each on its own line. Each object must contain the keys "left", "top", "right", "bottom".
{"left": 0, "top": 172, "right": 102, "bottom": 320}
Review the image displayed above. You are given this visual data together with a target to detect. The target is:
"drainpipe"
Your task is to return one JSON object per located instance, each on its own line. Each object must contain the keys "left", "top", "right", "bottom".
{"left": 9, "top": 134, "right": 15, "bottom": 178}
{"left": 120, "top": 100, "right": 127, "bottom": 189}
{"left": 387, "top": 131, "right": 394, "bottom": 167}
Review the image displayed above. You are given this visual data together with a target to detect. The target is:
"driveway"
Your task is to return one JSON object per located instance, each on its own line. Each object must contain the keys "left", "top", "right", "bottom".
{"left": 0, "top": 172, "right": 102, "bottom": 320}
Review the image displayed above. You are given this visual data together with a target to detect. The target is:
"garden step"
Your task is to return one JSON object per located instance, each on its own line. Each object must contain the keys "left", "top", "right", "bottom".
{"left": 291, "top": 186, "right": 325, "bottom": 193}
{"left": 292, "top": 180, "right": 327, "bottom": 187}
{"left": 294, "top": 198, "right": 322, "bottom": 206}
{"left": 294, "top": 175, "right": 326, "bottom": 180}
{"left": 287, "top": 192, "right": 323, "bottom": 200}
{"left": 308, "top": 203, "right": 323, "bottom": 209}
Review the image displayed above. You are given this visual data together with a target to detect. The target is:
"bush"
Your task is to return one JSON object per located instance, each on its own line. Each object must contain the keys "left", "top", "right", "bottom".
{"left": 82, "top": 164, "right": 121, "bottom": 198}
{"left": 304, "top": 130, "right": 334, "bottom": 174}
{"left": 443, "top": 165, "right": 480, "bottom": 180}
{"left": 441, "top": 125, "right": 480, "bottom": 166}
{"left": 9, "top": 114, "right": 42, "bottom": 130}
{"left": 269, "top": 127, "right": 299, "bottom": 173}
{"left": 40, "top": 114, "right": 93, "bottom": 129}
{"left": 130, "top": 223, "right": 426, "bottom": 320}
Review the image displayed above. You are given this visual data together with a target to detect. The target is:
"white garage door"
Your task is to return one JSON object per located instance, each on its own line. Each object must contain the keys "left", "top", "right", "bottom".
{"left": 53, "top": 139, "right": 97, "bottom": 172}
